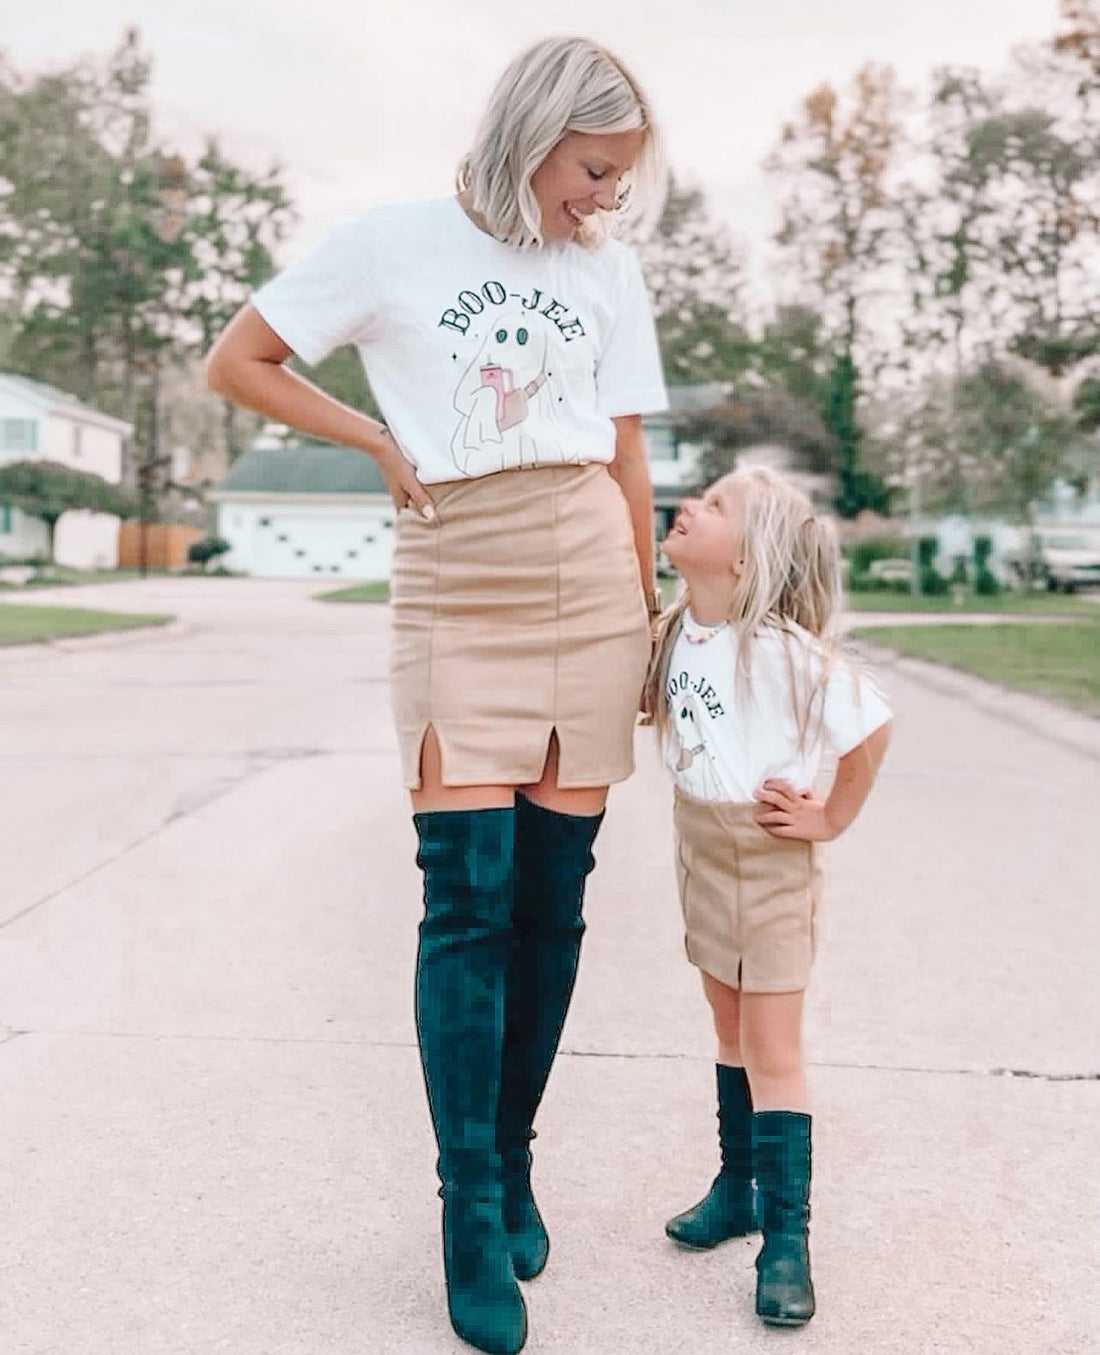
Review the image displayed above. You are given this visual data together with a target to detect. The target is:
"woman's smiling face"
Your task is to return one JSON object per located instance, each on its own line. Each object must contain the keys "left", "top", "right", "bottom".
{"left": 530, "top": 128, "right": 645, "bottom": 241}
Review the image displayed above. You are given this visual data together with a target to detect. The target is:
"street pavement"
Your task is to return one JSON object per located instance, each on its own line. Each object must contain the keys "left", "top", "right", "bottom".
{"left": 2, "top": 578, "right": 1097, "bottom": 1355}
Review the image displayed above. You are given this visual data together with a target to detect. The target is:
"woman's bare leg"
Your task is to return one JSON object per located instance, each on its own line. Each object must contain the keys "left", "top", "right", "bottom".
{"left": 411, "top": 726, "right": 515, "bottom": 812}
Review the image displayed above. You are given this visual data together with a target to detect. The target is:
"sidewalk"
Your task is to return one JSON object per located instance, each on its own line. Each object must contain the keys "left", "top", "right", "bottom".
{"left": 2, "top": 579, "right": 1097, "bottom": 1354}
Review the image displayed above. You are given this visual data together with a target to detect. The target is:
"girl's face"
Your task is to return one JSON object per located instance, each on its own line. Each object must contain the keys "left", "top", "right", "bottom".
{"left": 663, "top": 476, "right": 747, "bottom": 582}
{"left": 531, "top": 129, "right": 645, "bottom": 241}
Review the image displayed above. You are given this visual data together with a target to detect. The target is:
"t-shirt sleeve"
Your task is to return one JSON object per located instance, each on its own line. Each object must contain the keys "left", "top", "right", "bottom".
{"left": 821, "top": 658, "right": 893, "bottom": 757}
{"left": 251, "top": 216, "right": 378, "bottom": 367}
{"left": 594, "top": 245, "right": 669, "bottom": 419}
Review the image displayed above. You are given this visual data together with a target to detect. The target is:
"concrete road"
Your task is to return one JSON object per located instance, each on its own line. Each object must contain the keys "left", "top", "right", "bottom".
{"left": 2, "top": 578, "right": 1097, "bottom": 1355}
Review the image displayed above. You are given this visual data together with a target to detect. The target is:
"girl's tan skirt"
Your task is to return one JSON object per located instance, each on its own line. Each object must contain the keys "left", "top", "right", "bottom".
{"left": 390, "top": 463, "right": 651, "bottom": 790}
{"left": 673, "top": 789, "right": 823, "bottom": 992}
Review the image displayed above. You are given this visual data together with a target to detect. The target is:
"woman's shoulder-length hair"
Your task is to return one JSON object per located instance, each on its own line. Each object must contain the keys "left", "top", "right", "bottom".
{"left": 457, "top": 36, "right": 667, "bottom": 250}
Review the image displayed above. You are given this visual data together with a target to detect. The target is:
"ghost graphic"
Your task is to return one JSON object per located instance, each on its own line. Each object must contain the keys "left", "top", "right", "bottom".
{"left": 450, "top": 309, "right": 568, "bottom": 475}
{"left": 670, "top": 691, "right": 725, "bottom": 800}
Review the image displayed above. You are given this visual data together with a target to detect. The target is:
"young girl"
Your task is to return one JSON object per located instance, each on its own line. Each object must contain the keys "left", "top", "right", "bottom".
{"left": 206, "top": 37, "right": 667, "bottom": 1355}
{"left": 643, "top": 465, "right": 892, "bottom": 1328}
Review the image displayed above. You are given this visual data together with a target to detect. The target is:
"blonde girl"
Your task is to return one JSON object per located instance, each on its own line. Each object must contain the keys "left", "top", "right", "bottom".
{"left": 206, "top": 37, "right": 668, "bottom": 1355}
{"left": 644, "top": 465, "right": 892, "bottom": 1327}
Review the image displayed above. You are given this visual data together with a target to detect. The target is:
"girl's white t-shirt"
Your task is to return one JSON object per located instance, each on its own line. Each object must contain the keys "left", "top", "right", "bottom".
{"left": 664, "top": 611, "right": 893, "bottom": 803}
{"left": 251, "top": 196, "right": 669, "bottom": 485}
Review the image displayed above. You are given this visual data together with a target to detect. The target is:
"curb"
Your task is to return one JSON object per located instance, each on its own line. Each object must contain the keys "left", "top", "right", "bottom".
{"left": 855, "top": 639, "right": 1100, "bottom": 763}
{"left": 0, "top": 619, "right": 191, "bottom": 660}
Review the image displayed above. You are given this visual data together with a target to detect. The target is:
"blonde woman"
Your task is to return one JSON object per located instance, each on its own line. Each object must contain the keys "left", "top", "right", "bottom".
{"left": 643, "top": 466, "right": 892, "bottom": 1328}
{"left": 206, "top": 37, "right": 667, "bottom": 1355}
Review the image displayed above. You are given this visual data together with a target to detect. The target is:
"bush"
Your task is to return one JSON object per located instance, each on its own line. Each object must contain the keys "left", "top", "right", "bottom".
{"left": 917, "top": 536, "right": 939, "bottom": 567}
{"left": 972, "top": 536, "right": 1000, "bottom": 595}
{"left": 844, "top": 536, "right": 910, "bottom": 577}
{"left": 920, "top": 564, "right": 950, "bottom": 595}
{"left": 187, "top": 535, "right": 231, "bottom": 568}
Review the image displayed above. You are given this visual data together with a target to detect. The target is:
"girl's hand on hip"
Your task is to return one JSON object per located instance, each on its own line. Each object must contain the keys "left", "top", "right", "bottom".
{"left": 754, "top": 780, "right": 835, "bottom": 842}
{"left": 375, "top": 439, "right": 435, "bottom": 519}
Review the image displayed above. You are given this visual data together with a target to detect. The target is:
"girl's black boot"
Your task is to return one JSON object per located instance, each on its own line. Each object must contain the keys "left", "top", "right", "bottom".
{"left": 752, "top": 1110, "right": 815, "bottom": 1327}
{"left": 665, "top": 1063, "right": 758, "bottom": 1249}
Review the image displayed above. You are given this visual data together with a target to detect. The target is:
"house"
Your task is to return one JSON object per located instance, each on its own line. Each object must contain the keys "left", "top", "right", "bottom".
{"left": 646, "top": 383, "right": 719, "bottom": 539}
{"left": 0, "top": 373, "right": 131, "bottom": 568}
{"left": 211, "top": 439, "right": 397, "bottom": 581}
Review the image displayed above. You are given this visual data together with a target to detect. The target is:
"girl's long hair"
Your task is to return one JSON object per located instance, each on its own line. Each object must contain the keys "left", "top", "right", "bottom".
{"left": 457, "top": 36, "right": 666, "bottom": 250}
{"left": 642, "top": 465, "right": 844, "bottom": 749}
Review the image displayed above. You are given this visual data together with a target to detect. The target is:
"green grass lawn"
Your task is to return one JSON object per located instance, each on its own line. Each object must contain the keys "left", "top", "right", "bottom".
{"left": 0, "top": 566, "right": 176, "bottom": 589}
{"left": 853, "top": 619, "right": 1100, "bottom": 717}
{"left": 315, "top": 581, "right": 390, "bottom": 603}
{"left": 845, "top": 589, "right": 1099, "bottom": 618}
{"left": 0, "top": 603, "right": 174, "bottom": 647}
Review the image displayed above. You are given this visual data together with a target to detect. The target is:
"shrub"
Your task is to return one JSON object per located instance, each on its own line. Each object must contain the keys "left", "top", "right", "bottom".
{"left": 920, "top": 564, "right": 950, "bottom": 595}
{"left": 187, "top": 535, "right": 231, "bottom": 568}
{"left": 844, "top": 536, "right": 910, "bottom": 577}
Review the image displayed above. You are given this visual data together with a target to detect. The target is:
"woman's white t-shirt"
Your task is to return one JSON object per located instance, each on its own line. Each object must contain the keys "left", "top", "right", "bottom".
{"left": 251, "top": 196, "right": 669, "bottom": 485}
{"left": 664, "top": 611, "right": 892, "bottom": 803}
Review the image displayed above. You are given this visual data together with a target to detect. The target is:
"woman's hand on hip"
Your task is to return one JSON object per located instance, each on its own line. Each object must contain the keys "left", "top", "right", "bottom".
{"left": 375, "top": 439, "right": 435, "bottom": 519}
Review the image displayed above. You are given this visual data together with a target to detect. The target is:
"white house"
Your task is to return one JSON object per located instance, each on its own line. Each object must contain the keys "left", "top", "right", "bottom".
{"left": 212, "top": 396, "right": 724, "bottom": 583}
{"left": 212, "top": 440, "right": 398, "bottom": 581}
{"left": 0, "top": 373, "right": 131, "bottom": 568}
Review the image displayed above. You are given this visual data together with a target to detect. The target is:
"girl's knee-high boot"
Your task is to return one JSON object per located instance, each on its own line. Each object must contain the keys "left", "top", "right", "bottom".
{"left": 752, "top": 1110, "right": 815, "bottom": 1327}
{"left": 665, "top": 1064, "right": 758, "bottom": 1249}
{"left": 496, "top": 794, "right": 604, "bottom": 1281}
{"left": 413, "top": 808, "right": 527, "bottom": 1355}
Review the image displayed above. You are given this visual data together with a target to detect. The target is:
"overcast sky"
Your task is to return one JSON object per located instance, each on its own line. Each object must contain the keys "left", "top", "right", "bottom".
{"left": 5, "top": 0, "right": 1063, "bottom": 278}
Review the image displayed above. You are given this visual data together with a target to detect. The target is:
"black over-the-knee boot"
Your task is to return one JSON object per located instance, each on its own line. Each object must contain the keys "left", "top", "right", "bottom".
{"left": 753, "top": 1110, "right": 815, "bottom": 1326}
{"left": 496, "top": 794, "right": 604, "bottom": 1280}
{"left": 413, "top": 807, "right": 527, "bottom": 1355}
{"left": 665, "top": 1063, "right": 758, "bottom": 1249}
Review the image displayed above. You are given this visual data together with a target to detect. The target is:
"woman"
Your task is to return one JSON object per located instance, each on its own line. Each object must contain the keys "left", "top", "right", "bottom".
{"left": 206, "top": 36, "right": 667, "bottom": 1355}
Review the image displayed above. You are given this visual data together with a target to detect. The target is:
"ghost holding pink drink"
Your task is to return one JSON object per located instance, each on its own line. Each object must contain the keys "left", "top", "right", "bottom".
{"left": 450, "top": 308, "right": 568, "bottom": 474}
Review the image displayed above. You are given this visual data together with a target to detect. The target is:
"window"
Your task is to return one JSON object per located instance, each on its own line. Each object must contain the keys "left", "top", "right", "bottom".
{"left": 646, "top": 425, "right": 678, "bottom": 462}
{"left": 0, "top": 505, "right": 11, "bottom": 534}
{"left": 1, "top": 419, "right": 38, "bottom": 454}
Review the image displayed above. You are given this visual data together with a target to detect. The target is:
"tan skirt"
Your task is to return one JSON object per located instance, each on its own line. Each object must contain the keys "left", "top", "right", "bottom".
{"left": 673, "top": 789, "right": 823, "bottom": 992}
{"left": 389, "top": 463, "right": 651, "bottom": 789}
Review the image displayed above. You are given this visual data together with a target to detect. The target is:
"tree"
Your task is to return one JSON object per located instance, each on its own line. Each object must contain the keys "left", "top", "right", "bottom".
{"left": 684, "top": 389, "right": 836, "bottom": 492}
{"left": 634, "top": 177, "right": 755, "bottom": 386}
{"left": 0, "top": 461, "right": 136, "bottom": 562}
{"left": 765, "top": 64, "right": 905, "bottom": 514}
{"left": 0, "top": 30, "right": 294, "bottom": 478}
{"left": 868, "top": 363, "right": 1076, "bottom": 523}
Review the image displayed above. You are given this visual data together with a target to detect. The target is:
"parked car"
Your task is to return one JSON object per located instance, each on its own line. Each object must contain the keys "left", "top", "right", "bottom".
{"left": 866, "top": 557, "right": 914, "bottom": 585}
{"left": 1032, "top": 529, "right": 1100, "bottom": 592}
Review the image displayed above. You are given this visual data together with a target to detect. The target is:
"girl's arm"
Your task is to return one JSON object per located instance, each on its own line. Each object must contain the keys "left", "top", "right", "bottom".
{"left": 205, "top": 304, "right": 434, "bottom": 516}
{"left": 754, "top": 721, "right": 893, "bottom": 842}
{"left": 609, "top": 413, "right": 659, "bottom": 612}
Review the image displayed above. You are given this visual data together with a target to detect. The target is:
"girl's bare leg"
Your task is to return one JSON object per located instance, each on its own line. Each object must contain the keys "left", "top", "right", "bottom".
{"left": 739, "top": 990, "right": 808, "bottom": 1112}
{"left": 701, "top": 970, "right": 743, "bottom": 1066}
